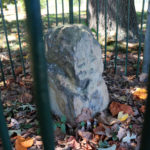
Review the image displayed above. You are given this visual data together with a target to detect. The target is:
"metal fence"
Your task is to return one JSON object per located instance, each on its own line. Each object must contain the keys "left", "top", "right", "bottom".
{"left": 0, "top": 0, "right": 150, "bottom": 149}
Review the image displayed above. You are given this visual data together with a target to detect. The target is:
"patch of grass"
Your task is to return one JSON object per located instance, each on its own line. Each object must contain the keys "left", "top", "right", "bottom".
{"left": 136, "top": 11, "right": 147, "bottom": 25}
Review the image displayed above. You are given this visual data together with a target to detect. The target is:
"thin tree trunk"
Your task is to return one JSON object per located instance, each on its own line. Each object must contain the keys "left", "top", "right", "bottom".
{"left": 88, "top": 0, "right": 139, "bottom": 40}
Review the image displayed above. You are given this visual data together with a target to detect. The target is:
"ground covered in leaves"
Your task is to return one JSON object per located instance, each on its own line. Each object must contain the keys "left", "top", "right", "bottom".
{"left": 0, "top": 47, "right": 148, "bottom": 150}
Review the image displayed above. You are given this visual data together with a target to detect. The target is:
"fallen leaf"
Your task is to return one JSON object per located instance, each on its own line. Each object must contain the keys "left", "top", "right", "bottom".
{"left": 15, "top": 66, "right": 23, "bottom": 75}
{"left": 139, "top": 105, "right": 145, "bottom": 113}
{"left": 139, "top": 73, "right": 148, "bottom": 82}
{"left": 133, "top": 88, "right": 147, "bottom": 100}
{"left": 97, "top": 112, "right": 119, "bottom": 125}
{"left": 19, "top": 93, "right": 33, "bottom": 103}
{"left": 35, "top": 140, "right": 43, "bottom": 146}
{"left": 21, "top": 137, "right": 34, "bottom": 147}
{"left": 122, "top": 131, "right": 136, "bottom": 143}
{"left": 15, "top": 136, "right": 34, "bottom": 150}
{"left": 10, "top": 118, "right": 20, "bottom": 129}
{"left": 93, "top": 124, "right": 105, "bottom": 135}
{"left": 67, "top": 136, "right": 80, "bottom": 149}
{"left": 117, "top": 112, "right": 128, "bottom": 122}
{"left": 117, "top": 127, "right": 126, "bottom": 140}
{"left": 76, "top": 108, "right": 92, "bottom": 123}
{"left": 91, "top": 135, "right": 100, "bottom": 144}
{"left": 109, "top": 102, "right": 134, "bottom": 116}
{"left": 78, "top": 130, "right": 93, "bottom": 141}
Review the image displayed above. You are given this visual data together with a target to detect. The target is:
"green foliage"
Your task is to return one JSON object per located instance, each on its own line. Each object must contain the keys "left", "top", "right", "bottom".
{"left": 60, "top": 123, "right": 66, "bottom": 133}
{"left": 73, "top": 0, "right": 79, "bottom": 6}
{"left": 80, "top": 121, "right": 85, "bottom": 127}
{"left": 112, "top": 133, "right": 118, "bottom": 141}
{"left": 2, "top": 0, "right": 15, "bottom": 8}
{"left": 54, "top": 115, "right": 66, "bottom": 133}
{"left": 61, "top": 115, "right": 66, "bottom": 123}
{"left": 99, "top": 140, "right": 110, "bottom": 148}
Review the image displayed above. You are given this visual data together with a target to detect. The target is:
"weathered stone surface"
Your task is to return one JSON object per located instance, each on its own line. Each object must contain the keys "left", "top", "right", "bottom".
{"left": 45, "top": 24, "right": 109, "bottom": 123}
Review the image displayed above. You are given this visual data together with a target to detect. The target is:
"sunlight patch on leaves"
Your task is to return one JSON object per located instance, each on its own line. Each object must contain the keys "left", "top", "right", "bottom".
{"left": 132, "top": 88, "right": 147, "bottom": 100}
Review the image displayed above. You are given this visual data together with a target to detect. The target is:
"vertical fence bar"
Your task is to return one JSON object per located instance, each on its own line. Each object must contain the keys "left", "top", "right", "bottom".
{"left": 104, "top": 0, "right": 108, "bottom": 69}
{"left": 46, "top": 0, "right": 50, "bottom": 28}
{"left": 0, "top": 91, "right": 12, "bottom": 150}
{"left": 69, "top": 0, "right": 74, "bottom": 24}
{"left": 55, "top": 0, "right": 58, "bottom": 26}
{"left": 140, "top": 70, "right": 150, "bottom": 150}
{"left": 142, "top": 0, "right": 150, "bottom": 74}
{"left": 62, "top": 0, "right": 65, "bottom": 24}
{"left": 96, "top": 0, "right": 99, "bottom": 41}
{"left": 136, "top": 0, "right": 145, "bottom": 77}
{"left": 114, "top": 0, "right": 119, "bottom": 73}
{"left": 14, "top": 0, "right": 26, "bottom": 76}
{"left": 125, "top": 0, "right": 130, "bottom": 76}
{"left": 24, "top": 0, "right": 54, "bottom": 149}
{"left": 0, "top": 60, "right": 6, "bottom": 87}
{"left": 86, "top": 0, "right": 89, "bottom": 26}
{"left": 78, "top": 0, "right": 81, "bottom": 23}
{"left": 0, "top": 0, "right": 16, "bottom": 79}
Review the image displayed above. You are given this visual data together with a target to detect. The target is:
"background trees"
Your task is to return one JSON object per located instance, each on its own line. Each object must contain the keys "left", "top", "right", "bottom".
{"left": 88, "top": 0, "right": 139, "bottom": 40}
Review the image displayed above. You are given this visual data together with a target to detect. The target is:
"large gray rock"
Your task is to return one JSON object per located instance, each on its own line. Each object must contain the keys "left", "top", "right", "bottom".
{"left": 45, "top": 24, "right": 109, "bottom": 123}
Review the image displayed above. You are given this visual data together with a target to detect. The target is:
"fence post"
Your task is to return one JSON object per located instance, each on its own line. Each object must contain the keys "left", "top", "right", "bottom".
{"left": 24, "top": 0, "right": 54, "bottom": 149}
{"left": 114, "top": 0, "right": 119, "bottom": 73}
{"left": 86, "top": 0, "right": 89, "bottom": 26}
{"left": 137, "top": 0, "right": 146, "bottom": 76}
{"left": 78, "top": 0, "right": 81, "bottom": 23}
{"left": 140, "top": 70, "right": 150, "bottom": 150}
{"left": 125, "top": 0, "right": 131, "bottom": 76}
{"left": 104, "top": 0, "right": 108, "bottom": 69}
{"left": 96, "top": 0, "right": 99, "bottom": 41}
{"left": 14, "top": 0, "right": 26, "bottom": 76}
{"left": 0, "top": 0, "right": 16, "bottom": 79}
{"left": 0, "top": 91, "right": 12, "bottom": 150}
{"left": 46, "top": 0, "right": 50, "bottom": 28}
{"left": 69, "top": 0, "right": 74, "bottom": 24}
{"left": 55, "top": 0, "right": 58, "bottom": 26}
{"left": 0, "top": 60, "right": 6, "bottom": 86}
{"left": 62, "top": 0, "right": 65, "bottom": 24}
{"left": 142, "top": 0, "right": 150, "bottom": 74}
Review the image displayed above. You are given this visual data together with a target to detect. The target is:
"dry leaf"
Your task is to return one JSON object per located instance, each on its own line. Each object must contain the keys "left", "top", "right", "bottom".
{"left": 67, "top": 136, "right": 80, "bottom": 149}
{"left": 109, "top": 102, "right": 134, "bottom": 116}
{"left": 133, "top": 88, "right": 147, "bottom": 100}
{"left": 117, "top": 111, "right": 129, "bottom": 122}
{"left": 97, "top": 112, "right": 119, "bottom": 125}
{"left": 93, "top": 123, "right": 105, "bottom": 135}
{"left": 15, "top": 136, "right": 34, "bottom": 150}
{"left": 117, "top": 127, "right": 126, "bottom": 140}
{"left": 139, "top": 73, "right": 148, "bottom": 82}
{"left": 122, "top": 131, "right": 136, "bottom": 143}
{"left": 15, "top": 66, "right": 23, "bottom": 75}
{"left": 76, "top": 108, "right": 92, "bottom": 123}
{"left": 78, "top": 130, "right": 93, "bottom": 141}
{"left": 139, "top": 105, "right": 145, "bottom": 113}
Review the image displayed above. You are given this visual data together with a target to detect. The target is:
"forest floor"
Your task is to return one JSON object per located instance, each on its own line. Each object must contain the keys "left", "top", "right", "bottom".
{"left": 0, "top": 44, "right": 147, "bottom": 150}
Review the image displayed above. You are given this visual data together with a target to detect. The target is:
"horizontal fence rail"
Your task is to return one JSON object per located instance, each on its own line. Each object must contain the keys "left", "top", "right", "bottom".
{"left": 0, "top": 0, "right": 149, "bottom": 149}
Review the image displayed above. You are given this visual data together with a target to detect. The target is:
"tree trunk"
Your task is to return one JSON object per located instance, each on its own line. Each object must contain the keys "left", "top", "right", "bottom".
{"left": 88, "top": 0, "right": 139, "bottom": 40}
